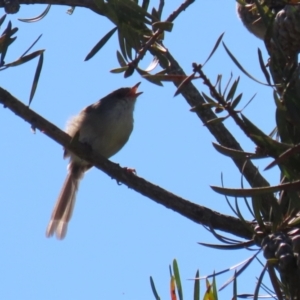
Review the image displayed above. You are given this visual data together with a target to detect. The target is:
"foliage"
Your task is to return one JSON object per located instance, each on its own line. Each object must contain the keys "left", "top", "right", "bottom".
{"left": 2, "top": 0, "right": 300, "bottom": 299}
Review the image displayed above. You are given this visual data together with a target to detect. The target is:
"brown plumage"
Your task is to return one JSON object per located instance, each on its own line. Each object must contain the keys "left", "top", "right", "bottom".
{"left": 46, "top": 83, "right": 142, "bottom": 239}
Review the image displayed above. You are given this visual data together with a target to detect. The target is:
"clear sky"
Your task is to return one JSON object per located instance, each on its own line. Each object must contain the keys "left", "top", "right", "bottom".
{"left": 1, "top": 1, "right": 278, "bottom": 299}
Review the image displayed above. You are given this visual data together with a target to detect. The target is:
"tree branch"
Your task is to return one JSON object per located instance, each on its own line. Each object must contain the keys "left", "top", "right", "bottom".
{"left": 0, "top": 86, "right": 253, "bottom": 240}
{"left": 0, "top": 0, "right": 104, "bottom": 14}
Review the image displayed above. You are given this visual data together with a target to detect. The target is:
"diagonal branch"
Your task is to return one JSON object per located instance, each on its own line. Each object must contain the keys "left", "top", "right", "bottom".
{"left": 0, "top": 86, "right": 253, "bottom": 240}
{"left": 0, "top": 0, "right": 102, "bottom": 14}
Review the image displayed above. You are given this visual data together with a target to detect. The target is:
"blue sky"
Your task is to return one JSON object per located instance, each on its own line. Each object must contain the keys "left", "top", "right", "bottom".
{"left": 1, "top": 1, "right": 279, "bottom": 299}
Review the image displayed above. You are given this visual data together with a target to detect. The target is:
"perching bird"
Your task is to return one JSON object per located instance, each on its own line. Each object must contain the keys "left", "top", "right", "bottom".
{"left": 236, "top": 0, "right": 285, "bottom": 40}
{"left": 46, "top": 83, "right": 142, "bottom": 239}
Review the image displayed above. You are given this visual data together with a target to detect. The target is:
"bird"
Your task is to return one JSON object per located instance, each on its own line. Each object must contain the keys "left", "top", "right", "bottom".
{"left": 46, "top": 82, "right": 142, "bottom": 239}
{"left": 236, "top": 1, "right": 285, "bottom": 40}
{"left": 236, "top": 1, "right": 267, "bottom": 39}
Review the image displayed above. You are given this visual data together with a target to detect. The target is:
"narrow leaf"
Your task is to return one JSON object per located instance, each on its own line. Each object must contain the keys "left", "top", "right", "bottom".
{"left": 198, "top": 240, "right": 255, "bottom": 250}
{"left": 194, "top": 270, "right": 200, "bottom": 300}
{"left": 5, "top": 49, "right": 44, "bottom": 67}
{"left": 143, "top": 74, "right": 186, "bottom": 82}
{"left": 219, "top": 252, "right": 259, "bottom": 291}
{"left": 253, "top": 264, "right": 267, "bottom": 300}
{"left": 233, "top": 271, "right": 237, "bottom": 300}
{"left": 211, "top": 180, "right": 300, "bottom": 197}
{"left": 21, "top": 33, "right": 42, "bottom": 57}
{"left": 18, "top": 5, "right": 51, "bottom": 23}
{"left": 174, "top": 73, "right": 195, "bottom": 96}
{"left": 29, "top": 51, "right": 44, "bottom": 106}
{"left": 124, "top": 64, "right": 135, "bottom": 78}
{"left": 212, "top": 142, "right": 260, "bottom": 159}
{"left": 264, "top": 144, "right": 300, "bottom": 171}
{"left": 212, "top": 274, "right": 218, "bottom": 300}
{"left": 85, "top": 27, "right": 117, "bottom": 61}
{"left": 203, "top": 32, "right": 225, "bottom": 67}
{"left": 173, "top": 260, "right": 183, "bottom": 300}
{"left": 110, "top": 66, "right": 128, "bottom": 73}
{"left": 257, "top": 48, "right": 271, "bottom": 85}
{"left": 152, "top": 21, "right": 173, "bottom": 32}
{"left": 231, "top": 93, "right": 243, "bottom": 109}
{"left": 204, "top": 117, "right": 227, "bottom": 126}
{"left": 202, "top": 92, "right": 217, "bottom": 104}
{"left": 142, "top": 0, "right": 150, "bottom": 11}
{"left": 222, "top": 42, "right": 268, "bottom": 85}
{"left": 116, "top": 50, "right": 127, "bottom": 67}
{"left": 118, "top": 29, "right": 127, "bottom": 60}
{"left": 0, "top": 14, "right": 7, "bottom": 27}
{"left": 267, "top": 263, "right": 283, "bottom": 300}
{"left": 226, "top": 77, "right": 239, "bottom": 102}
{"left": 150, "top": 276, "right": 161, "bottom": 300}
{"left": 136, "top": 67, "right": 163, "bottom": 86}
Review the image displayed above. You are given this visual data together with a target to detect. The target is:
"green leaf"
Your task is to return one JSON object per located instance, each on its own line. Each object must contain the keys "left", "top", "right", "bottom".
{"left": 142, "top": 0, "right": 150, "bottom": 11}
{"left": 0, "top": 21, "right": 18, "bottom": 66}
{"left": 212, "top": 143, "right": 260, "bottom": 159}
{"left": 124, "top": 64, "right": 135, "bottom": 78}
{"left": 5, "top": 49, "right": 44, "bottom": 67}
{"left": 219, "top": 253, "right": 259, "bottom": 291}
{"left": 204, "top": 117, "right": 227, "bottom": 126}
{"left": 152, "top": 42, "right": 167, "bottom": 53}
{"left": 241, "top": 114, "right": 290, "bottom": 156}
{"left": 29, "top": 51, "right": 44, "bottom": 106}
{"left": 152, "top": 21, "right": 173, "bottom": 32}
{"left": 226, "top": 77, "right": 239, "bottom": 102}
{"left": 222, "top": 42, "right": 268, "bottom": 85}
{"left": 211, "top": 180, "right": 300, "bottom": 197}
{"left": 116, "top": 50, "right": 127, "bottom": 67}
{"left": 202, "top": 92, "right": 217, "bottom": 104}
{"left": 253, "top": 264, "right": 267, "bottom": 300}
{"left": 174, "top": 73, "right": 195, "bottom": 96}
{"left": 233, "top": 271, "right": 237, "bottom": 300}
{"left": 149, "top": 276, "right": 161, "bottom": 300}
{"left": 21, "top": 33, "right": 42, "bottom": 58}
{"left": 85, "top": 27, "right": 117, "bottom": 61}
{"left": 257, "top": 48, "right": 271, "bottom": 85}
{"left": 110, "top": 66, "right": 128, "bottom": 73}
{"left": 136, "top": 67, "right": 163, "bottom": 86}
{"left": 212, "top": 274, "right": 218, "bottom": 300}
{"left": 251, "top": 196, "right": 265, "bottom": 228}
{"left": 0, "top": 14, "right": 7, "bottom": 27}
{"left": 173, "top": 259, "right": 183, "bottom": 300}
{"left": 231, "top": 93, "right": 243, "bottom": 109}
{"left": 193, "top": 270, "right": 200, "bottom": 300}
{"left": 203, "top": 32, "right": 225, "bottom": 67}
{"left": 118, "top": 29, "right": 127, "bottom": 60}
{"left": 198, "top": 240, "right": 254, "bottom": 250}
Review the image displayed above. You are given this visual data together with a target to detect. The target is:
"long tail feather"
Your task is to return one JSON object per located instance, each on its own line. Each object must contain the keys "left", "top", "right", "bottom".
{"left": 46, "top": 162, "right": 85, "bottom": 239}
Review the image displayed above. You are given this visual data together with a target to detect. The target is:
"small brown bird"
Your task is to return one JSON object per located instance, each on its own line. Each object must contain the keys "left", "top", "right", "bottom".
{"left": 46, "top": 83, "right": 142, "bottom": 239}
{"left": 236, "top": 1, "right": 285, "bottom": 39}
{"left": 236, "top": 1, "right": 266, "bottom": 39}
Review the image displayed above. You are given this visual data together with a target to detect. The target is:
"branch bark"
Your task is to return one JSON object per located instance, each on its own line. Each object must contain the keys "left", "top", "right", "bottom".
{"left": 0, "top": 86, "right": 253, "bottom": 240}
{"left": 0, "top": 0, "right": 102, "bottom": 14}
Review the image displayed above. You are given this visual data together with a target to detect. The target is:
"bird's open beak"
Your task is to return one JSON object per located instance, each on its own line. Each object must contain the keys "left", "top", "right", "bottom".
{"left": 129, "top": 82, "right": 143, "bottom": 97}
